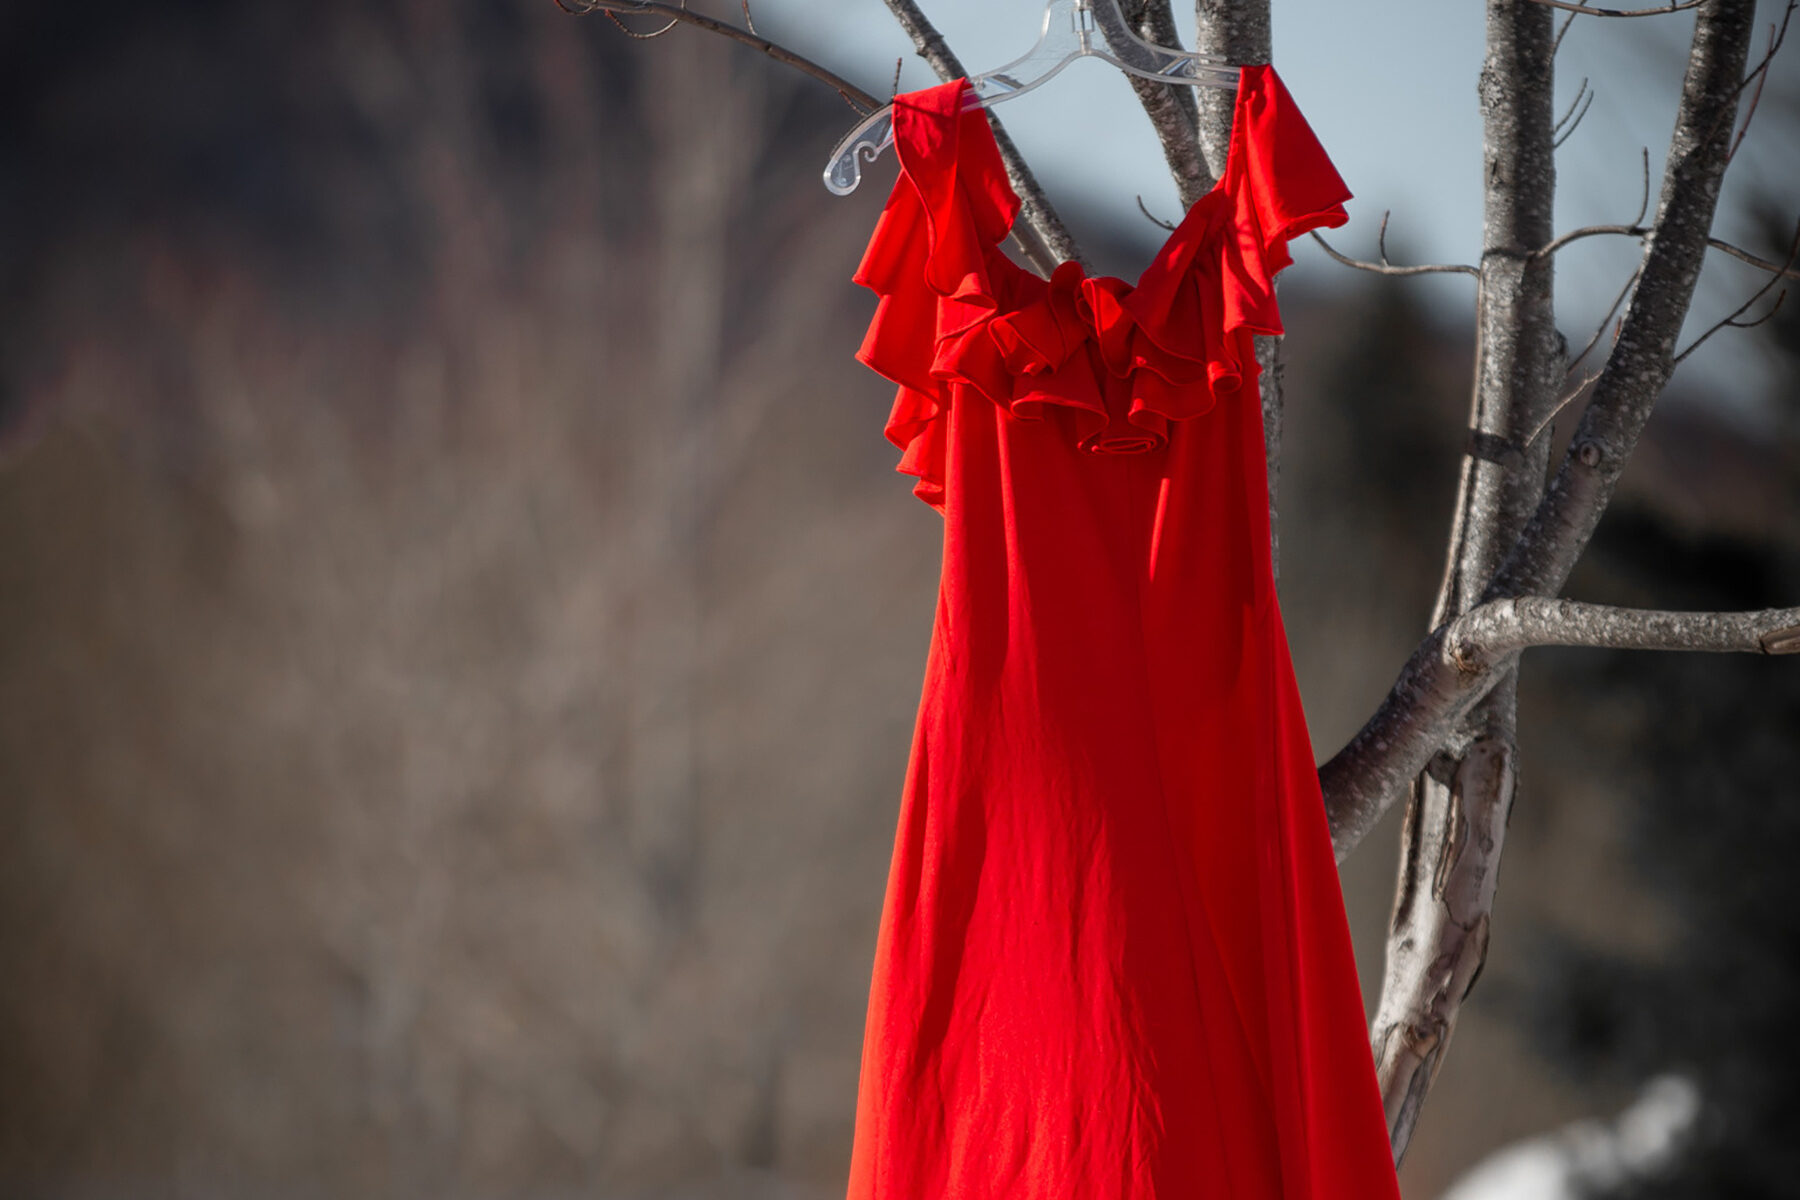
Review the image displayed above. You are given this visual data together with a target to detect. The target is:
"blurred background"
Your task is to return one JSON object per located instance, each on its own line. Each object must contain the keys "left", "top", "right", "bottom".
{"left": 1, "top": 1, "right": 1795, "bottom": 1198}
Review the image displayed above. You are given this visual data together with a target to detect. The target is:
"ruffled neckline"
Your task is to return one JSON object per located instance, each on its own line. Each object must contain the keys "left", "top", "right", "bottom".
{"left": 852, "top": 63, "right": 1352, "bottom": 508}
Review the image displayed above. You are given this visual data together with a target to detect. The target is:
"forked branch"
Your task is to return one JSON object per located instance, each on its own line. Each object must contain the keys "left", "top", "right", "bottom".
{"left": 1322, "top": 594, "right": 1800, "bottom": 859}
{"left": 1322, "top": 0, "right": 1765, "bottom": 856}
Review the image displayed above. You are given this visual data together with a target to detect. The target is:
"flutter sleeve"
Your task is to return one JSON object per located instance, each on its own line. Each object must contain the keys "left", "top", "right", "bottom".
{"left": 851, "top": 79, "right": 1021, "bottom": 513}
{"left": 1221, "top": 64, "right": 1353, "bottom": 334}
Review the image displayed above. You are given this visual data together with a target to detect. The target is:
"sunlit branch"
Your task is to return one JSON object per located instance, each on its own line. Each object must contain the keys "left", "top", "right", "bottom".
{"left": 1311, "top": 212, "right": 1481, "bottom": 278}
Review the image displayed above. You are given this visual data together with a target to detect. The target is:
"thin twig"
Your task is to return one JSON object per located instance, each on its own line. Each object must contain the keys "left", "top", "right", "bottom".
{"left": 559, "top": 0, "right": 881, "bottom": 112}
{"left": 1527, "top": 265, "right": 1645, "bottom": 455}
{"left": 1551, "top": 1, "right": 1588, "bottom": 56}
{"left": 1634, "top": 146, "right": 1652, "bottom": 225}
{"left": 1708, "top": 235, "right": 1800, "bottom": 279}
{"left": 1136, "top": 195, "right": 1177, "bottom": 232}
{"left": 1532, "top": 222, "right": 1800, "bottom": 281}
{"left": 1553, "top": 85, "right": 1597, "bottom": 148}
{"left": 1567, "top": 265, "right": 1641, "bottom": 376}
{"left": 1553, "top": 77, "right": 1592, "bottom": 136}
{"left": 1672, "top": 288, "right": 1788, "bottom": 364}
{"left": 1532, "top": 222, "right": 1649, "bottom": 259}
{"left": 1525, "top": 0, "right": 1702, "bottom": 16}
{"left": 1727, "top": 4, "right": 1795, "bottom": 164}
{"left": 1311, "top": 229, "right": 1481, "bottom": 278}
{"left": 1527, "top": 371, "right": 1600, "bottom": 451}
{"left": 1673, "top": 219, "right": 1800, "bottom": 364}
{"left": 605, "top": 0, "right": 683, "bottom": 38}
{"left": 740, "top": 0, "right": 755, "bottom": 35}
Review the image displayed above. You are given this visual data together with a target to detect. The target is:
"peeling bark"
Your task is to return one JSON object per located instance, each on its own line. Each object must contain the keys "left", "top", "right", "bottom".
{"left": 1373, "top": 731, "right": 1513, "bottom": 1157}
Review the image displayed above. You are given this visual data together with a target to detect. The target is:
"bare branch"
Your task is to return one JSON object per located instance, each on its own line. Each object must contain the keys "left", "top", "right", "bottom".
{"left": 1535, "top": 370, "right": 1599, "bottom": 440}
{"left": 1552, "top": 3, "right": 1586, "bottom": 55}
{"left": 1526, "top": 0, "right": 1703, "bottom": 16}
{"left": 1532, "top": 221, "right": 1651, "bottom": 259}
{"left": 1567, "top": 265, "right": 1641, "bottom": 376}
{"left": 1533, "top": 222, "right": 1800, "bottom": 281}
{"left": 1310, "top": 230, "right": 1482, "bottom": 278}
{"left": 1322, "top": 594, "right": 1800, "bottom": 858}
{"left": 1136, "top": 195, "right": 1177, "bottom": 232}
{"left": 559, "top": 0, "right": 880, "bottom": 111}
{"left": 1482, "top": 0, "right": 1758, "bottom": 603}
{"left": 1328, "top": 0, "right": 1761, "bottom": 859}
{"left": 1674, "top": 286, "right": 1788, "bottom": 362}
{"left": 1675, "top": 216, "right": 1797, "bottom": 362}
{"left": 1554, "top": 77, "right": 1594, "bottom": 133}
{"left": 1448, "top": 598, "right": 1800, "bottom": 663}
{"left": 1708, "top": 233, "right": 1800, "bottom": 278}
{"left": 1116, "top": 0, "right": 1209, "bottom": 207}
{"left": 881, "top": 0, "right": 1080, "bottom": 274}
{"left": 605, "top": 5, "right": 683, "bottom": 38}
{"left": 1553, "top": 83, "right": 1597, "bottom": 147}
{"left": 1727, "top": 0, "right": 1797, "bottom": 163}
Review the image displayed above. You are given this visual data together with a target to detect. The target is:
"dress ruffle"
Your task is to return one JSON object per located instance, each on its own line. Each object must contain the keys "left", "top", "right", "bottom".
{"left": 853, "top": 67, "right": 1350, "bottom": 511}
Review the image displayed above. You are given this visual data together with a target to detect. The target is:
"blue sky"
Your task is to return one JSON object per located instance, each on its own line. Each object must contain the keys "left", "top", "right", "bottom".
{"left": 754, "top": 0, "right": 1798, "bottom": 423}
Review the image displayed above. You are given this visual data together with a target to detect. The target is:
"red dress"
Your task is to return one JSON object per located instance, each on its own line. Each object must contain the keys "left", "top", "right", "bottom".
{"left": 846, "top": 65, "right": 1401, "bottom": 1200}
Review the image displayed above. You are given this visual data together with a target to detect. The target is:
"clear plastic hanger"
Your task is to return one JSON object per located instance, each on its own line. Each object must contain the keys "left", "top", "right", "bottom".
{"left": 823, "top": 0, "right": 1238, "bottom": 196}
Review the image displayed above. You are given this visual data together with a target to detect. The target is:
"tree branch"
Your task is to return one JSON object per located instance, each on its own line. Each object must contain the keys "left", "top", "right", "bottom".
{"left": 1322, "top": 0, "right": 1762, "bottom": 859}
{"left": 1324, "top": 0, "right": 1756, "bottom": 859}
{"left": 1673, "top": 219, "right": 1798, "bottom": 363}
{"left": 1485, "top": 0, "right": 1758, "bottom": 604}
{"left": 1449, "top": 598, "right": 1800, "bottom": 662}
{"left": 1708, "top": 233, "right": 1800, "bottom": 279}
{"left": 880, "top": 0, "right": 1080, "bottom": 274}
{"left": 1526, "top": 0, "right": 1703, "bottom": 16}
{"left": 1118, "top": 0, "right": 1210, "bottom": 207}
{"left": 559, "top": 1, "right": 881, "bottom": 111}
{"left": 1311, "top": 229, "right": 1482, "bottom": 278}
{"left": 1321, "top": 596, "right": 1800, "bottom": 859}
{"left": 1534, "top": 223, "right": 1800, "bottom": 280}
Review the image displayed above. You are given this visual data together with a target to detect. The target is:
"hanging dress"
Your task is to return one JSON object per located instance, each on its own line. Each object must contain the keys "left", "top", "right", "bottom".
{"left": 846, "top": 65, "right": 1401, "bottom": 1200}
